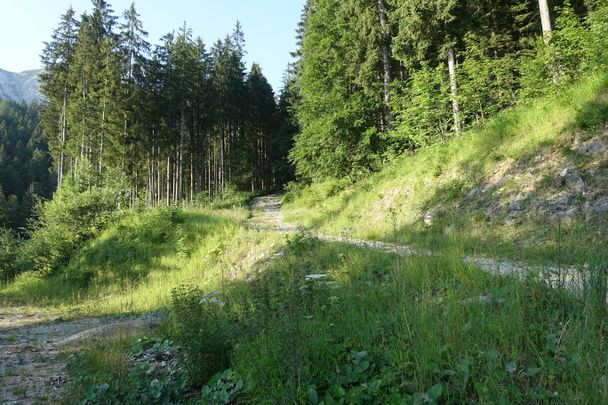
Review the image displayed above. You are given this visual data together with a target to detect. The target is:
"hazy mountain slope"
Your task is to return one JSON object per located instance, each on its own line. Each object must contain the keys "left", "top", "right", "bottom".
{"left": 0, "top": 68, "right": 42, "bottom": 103}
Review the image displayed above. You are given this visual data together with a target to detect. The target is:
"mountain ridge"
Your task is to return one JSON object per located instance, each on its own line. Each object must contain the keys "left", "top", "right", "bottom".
{"left": 0, "top": 68, "right": 42, "bottom": 103}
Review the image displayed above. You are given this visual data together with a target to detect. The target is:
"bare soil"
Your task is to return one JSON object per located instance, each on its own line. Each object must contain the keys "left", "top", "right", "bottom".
{"left": 0, "top": 310, "right": 160, "bottom": 404}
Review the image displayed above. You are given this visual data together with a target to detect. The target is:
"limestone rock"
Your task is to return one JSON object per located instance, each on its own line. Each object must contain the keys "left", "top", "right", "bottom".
{"left": 593, "top": 198, "right": 608, "bottom": 213}
{"left": 424, "top": 211, "right": 436, "bottom": 226}
{"left": 465, "top": 187, "right": 482, "bottom": 199}
{"left": 578, "top": 139, "right": 608, "bottom": 156}
{"left": 559, "top": 168, "right": 585, "bottom": 192}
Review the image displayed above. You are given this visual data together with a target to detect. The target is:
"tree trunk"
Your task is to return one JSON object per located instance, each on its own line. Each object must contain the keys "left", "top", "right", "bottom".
{"left": 178, "top": 108, "right": 186, "bottom": 202}
{"left": 190, "top": 152, "right": 194, "bottom": 205}
{"left": 447, "top": 47, "right": 462, "bottom": 136}
{"left": 377, "top": 0, "right": 393, "bottom": 130}
{"left": 58, "top": 83, "right": 68, "bottom": 187}
{"left": 538, "top": 0, "right": 552, "bottom": 43}
{"left": 166, "top": 155, "right": 171, "bottom": 205}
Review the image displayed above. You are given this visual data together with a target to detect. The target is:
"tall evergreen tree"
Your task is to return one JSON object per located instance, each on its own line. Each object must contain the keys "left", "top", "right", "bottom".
{"left": 40, "top": 7, "right": 79, "bottom": 186}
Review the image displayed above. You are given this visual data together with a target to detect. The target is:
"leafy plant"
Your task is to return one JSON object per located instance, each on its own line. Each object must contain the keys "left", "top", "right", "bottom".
{"left": 72, "top": 337, "right": 189, "bottom": 405}
{"left": 198, "top": 369, "right": 244, "bottom": 405}
{"left": 171, "top": 286, "right": 236, "bottom": 386}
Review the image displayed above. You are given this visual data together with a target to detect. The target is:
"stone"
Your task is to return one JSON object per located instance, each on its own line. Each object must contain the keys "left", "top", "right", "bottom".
{"left": 552, "top": 207, "right": 579, "bottom": 222}
{"left": 578, "top": 139, "right": 608, "bottom": 156}
{"left": 424, "top": 211, "right": 436, "bottom": 226}
{"left": 509, "top": 200, "right": 523, "bottom": 211}
{"left": 559, "top": 168, "right": 585, "bottom": 192}
{"left": 465, "top": 187, "right": 482, "bottom": 199}
{"left": 593, "top": 198, "right": 608, "bottom": 213}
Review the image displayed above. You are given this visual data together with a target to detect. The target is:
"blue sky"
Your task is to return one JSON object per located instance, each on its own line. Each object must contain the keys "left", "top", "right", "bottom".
{"left": 0, "top": 0, "right": 305, "bottom": 91}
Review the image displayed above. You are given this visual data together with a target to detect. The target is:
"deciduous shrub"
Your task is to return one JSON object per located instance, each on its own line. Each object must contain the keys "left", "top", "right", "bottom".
{"left": 18, "top": 163, "right": 130, "bottom": 276}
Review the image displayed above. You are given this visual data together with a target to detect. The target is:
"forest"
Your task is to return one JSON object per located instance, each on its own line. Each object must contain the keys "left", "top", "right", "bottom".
{"left": 39, "top": 2, "right": 294, "bottom": 206}
{"left": 291, "top": 0, "right": 607, "bottom": 180}
{"left": 0, "top": 101, "right": 54, "bottom": 229}
{"left": 1, "top": 0, "right": 608, "bottom": 403}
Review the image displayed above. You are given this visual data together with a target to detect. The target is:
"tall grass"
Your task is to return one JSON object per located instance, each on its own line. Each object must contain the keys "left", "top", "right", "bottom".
{"left": 166, "top": 237, "right": 608, "bottom": 403}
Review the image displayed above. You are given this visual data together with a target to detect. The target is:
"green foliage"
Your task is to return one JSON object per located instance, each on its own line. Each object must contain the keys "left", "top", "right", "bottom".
{"left": 171, "top": 286, "right": 236, "bottom": 387}
{"left": 392, "top": 66, "right": 452, "bottom": 147}
{"left": 40, "top": 3, "right": 292, "bottom": 208}
{"left": 198, "top": 369, "right": 244, "bottom": 405}
{"left": 62, "top": 205, "right": 185, "bottom": 286}
{"left": 0, "top": 227, "right": 19, "bottom": 282}
{"left": 18, "top": 161, "right": 130, "bottom": 276}
{"left": 69, "top": 336, "right": 189, "bottom": 405}
{"left": 193, "top": 184, "right": 252, "bottom": 210}
{"left": 0, "top": 101, "right": 54, "bottom": 229}
{"left": 160, "top": 236, "right": 608, "bottom": 403}
{"left": 291, "top": 0, "right": 602, "bottom": 181}
{"left": 284, "top": 72, "right": 608, "bottom": 265}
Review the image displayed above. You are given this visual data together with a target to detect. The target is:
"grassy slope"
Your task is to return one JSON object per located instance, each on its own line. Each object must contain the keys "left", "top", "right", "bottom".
{"left": 2, "top": 76, "right": 608, "bottom": 403}
{"left": 284, "top": 74, "right": 608, "bottom": 266}
{"left": 0, "top": 206, "right": 283, "bottom": 317}
{"left": 60, "top": 233, "right": 608, "bottom": 403}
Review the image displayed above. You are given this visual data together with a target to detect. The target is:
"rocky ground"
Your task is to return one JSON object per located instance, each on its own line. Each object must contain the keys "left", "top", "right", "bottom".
{"left": 0, "top": 310, "right": 160, "bottom": 404}
{"left": 248, "top": 194, "right": 588, "bottom": 291}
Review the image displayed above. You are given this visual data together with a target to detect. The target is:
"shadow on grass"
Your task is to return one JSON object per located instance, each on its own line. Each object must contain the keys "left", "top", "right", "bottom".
{"left": 0, "top": 209, "right": 233, "bottom": 308}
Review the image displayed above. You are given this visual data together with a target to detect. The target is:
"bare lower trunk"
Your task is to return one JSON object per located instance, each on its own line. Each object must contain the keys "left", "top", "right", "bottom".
{"left": 58, "top": 84, "right": 68, "bottom": 187}
{"left": 377, "top": 0, "right": 393, "bottom": 130}
{"left": 166, "top": 155, "right": 170, "bottom": 205}
{"left": 447, "top": 47, "right": 462, "bottom": 136}
{"left": 538, "top": 0, "right": 552, "bottom": 43}
{"left": 178, "top": 108, "right": 185, "bottom": 202}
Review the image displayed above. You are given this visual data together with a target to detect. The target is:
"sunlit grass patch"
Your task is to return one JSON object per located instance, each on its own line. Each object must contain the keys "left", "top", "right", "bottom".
{"left": 0, "top": 206, "right": 283, "bottom": 318}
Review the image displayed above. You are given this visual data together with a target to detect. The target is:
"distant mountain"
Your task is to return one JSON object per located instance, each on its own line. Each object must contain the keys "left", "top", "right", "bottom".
{"left": 0, "top": 68, "right": 42, "bottom": 103}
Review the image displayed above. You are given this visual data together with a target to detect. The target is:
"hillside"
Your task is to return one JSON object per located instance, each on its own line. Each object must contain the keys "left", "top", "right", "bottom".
{"left": 0, "top": 68, "right": 42, "bottom": 103}
{"left": 284, "top": 74, "right": 608, "bottom": 266}
{"left": 2, "top": 1, "right": 608, "bottom": 404}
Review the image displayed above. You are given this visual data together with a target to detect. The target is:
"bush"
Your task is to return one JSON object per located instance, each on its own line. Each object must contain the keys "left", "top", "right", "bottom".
{"left": 18, "top": 163, "right": 130, "bottom": 276}
{"left": 0, "top": 227, "right": 19, "bottom": 281}
{"left": 171, "top": 286, "right": 237, "bottom": 387}
{"left": 70, "top": 337, "right": 189, "bottom": 405}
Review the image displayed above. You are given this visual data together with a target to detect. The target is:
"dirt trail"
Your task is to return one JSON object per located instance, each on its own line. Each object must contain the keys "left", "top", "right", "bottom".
{"left": 0, "top": 311, "right": 160, "bottom": 404}
{"left": 247, "top": 194, "right": 586, "bottom": 289}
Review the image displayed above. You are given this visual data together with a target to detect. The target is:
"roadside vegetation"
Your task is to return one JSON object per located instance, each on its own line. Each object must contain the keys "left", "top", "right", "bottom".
{"left": 284, "top": 72, "right": 608, "bottom": 267}
{"left": 59, "top": 235, "right": 608, "bottom": 404}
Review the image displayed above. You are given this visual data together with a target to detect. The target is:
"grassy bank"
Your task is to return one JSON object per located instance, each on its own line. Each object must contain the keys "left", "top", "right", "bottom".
{"left": 0, "top": 206, "right": 283, "bottom": 318}
{"left": 283, "top": 73, "right": 608, "bottom": 266}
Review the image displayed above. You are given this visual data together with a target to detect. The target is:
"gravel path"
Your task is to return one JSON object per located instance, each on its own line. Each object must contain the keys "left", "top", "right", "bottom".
{"left": 0, "top": 311, "right": 160, "bottom": 404}
{"left": 247, "top": 194, "right": 587, "bottom": 290}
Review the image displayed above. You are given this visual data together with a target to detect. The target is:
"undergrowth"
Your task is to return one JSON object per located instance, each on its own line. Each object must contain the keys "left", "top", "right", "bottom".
{"left": 159, "top": 237, "right": 608, "bottom": 403}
